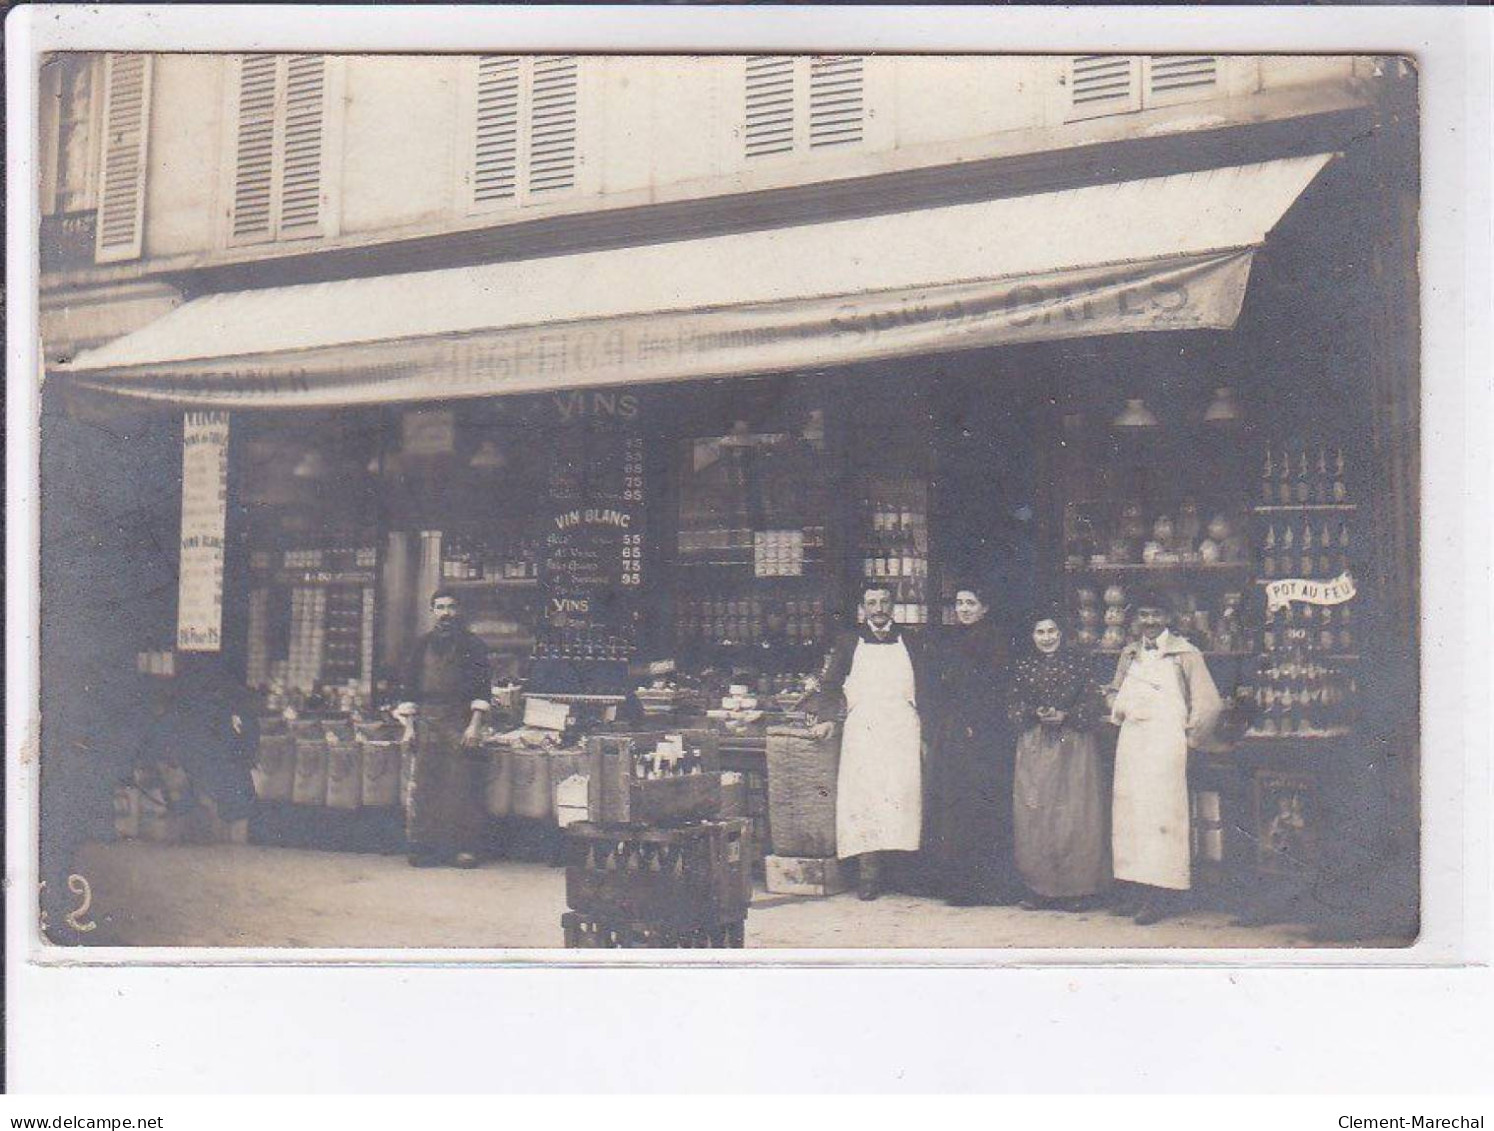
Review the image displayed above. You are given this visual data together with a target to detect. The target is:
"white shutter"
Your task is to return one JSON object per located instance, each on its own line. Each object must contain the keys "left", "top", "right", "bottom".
{"left": 95, "top": 53, "right": 153, "bottom": 263}
{"left": 278, "top": 55, "right": 327, "bottom": 238}
{"left": 472, "top": 55, "right": 521, "bottom": 206}
{"left": 230, "top": 54, "right": 278, "bottom": 243}
{"left": 230, "top": 54, "right": 330, "bottom": 244}
{"left": 527, "top": 55, "right": 579, "bottom": 195}
{"left": 808, "top": 55, "right": 864, "bottom": 149}
{"left": 1066, "top": 55, "right": 1141, "bottom": 122}
{"left": 744, "top": 56, "right": 796, "bottom": 159}
{"left": 1144, "top": 55, "right": 1220, "bottom": 107}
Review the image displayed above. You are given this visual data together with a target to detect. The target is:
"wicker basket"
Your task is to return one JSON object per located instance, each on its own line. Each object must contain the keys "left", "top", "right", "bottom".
{"left": 509, "top": 749, "right": 553, "bottom": 820}
{"left": 359, "top": 739, "right": 402, "bottom": 808}
{"left": 251, "top": 733, "right": 296, "bottom": 802}
{"left": 485, "top": 748, "right": 512, "bottom": 817}
{"left": 324, "top": 738, "right": 362, "bottom": 810}
{"left": 765, "top": 725, "right": 839, "bottom": 857}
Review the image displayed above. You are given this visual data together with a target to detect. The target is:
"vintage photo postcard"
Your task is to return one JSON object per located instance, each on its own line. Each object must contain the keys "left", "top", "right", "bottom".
{"left": 27, "top": 48, "right": 1426, "bottom": 956}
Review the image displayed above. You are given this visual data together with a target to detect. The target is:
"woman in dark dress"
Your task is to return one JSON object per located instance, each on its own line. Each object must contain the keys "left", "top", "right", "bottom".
{"left": 927, "top": 583, "right": 1019, "bottom": 906}
{"left": 1008, "top": 612, "right": 1106, "bottom": 909}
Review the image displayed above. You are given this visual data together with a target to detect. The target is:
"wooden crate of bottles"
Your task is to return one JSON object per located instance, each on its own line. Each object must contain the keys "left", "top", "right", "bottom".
{"left": 563, "top": 818, "right": 753, "bottom": 929}
{"left": 561, "top": 911, "right": 745, "bottom": 949}
{"left": 585, "top": 731, "right": 723, "bottom": 826}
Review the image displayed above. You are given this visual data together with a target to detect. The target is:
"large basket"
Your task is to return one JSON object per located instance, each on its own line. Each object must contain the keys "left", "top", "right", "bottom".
{"left": 290, "top": 726, "right": 329, "bottom": 807}
{"left": 251, "top": 733, "right": 296, "bottom": 802}
{"left": 509, "top": 749, "right": 553, "bottom": 820}
{"left": 484, "top": 748, "right": 512, "bottom": 817}
{"left": 324, "top": 738, "right": 362, "bottom": 810}
{"left": 358, "top": 739, "right": 402, "bottom": 808}
{"left": 764, "top": 726, "right": 839, "bottom": 857}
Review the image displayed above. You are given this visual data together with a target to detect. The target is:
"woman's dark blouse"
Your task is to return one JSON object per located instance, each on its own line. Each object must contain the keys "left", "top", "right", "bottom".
{"left": 1006, "top": 649, "right": 1101, "bottom": 730}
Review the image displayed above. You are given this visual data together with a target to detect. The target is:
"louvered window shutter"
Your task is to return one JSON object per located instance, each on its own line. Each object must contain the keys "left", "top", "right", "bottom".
{"left": 744, "top": 56, "right": 796, "bottom": 159}
{"left": 808, "top": 56, "right": 864, "bottom": 149}
{"left": 230, "top": 54, "right": 328, "bottom": 244}
{"left": 473, "top": 56, "right": 521, "bottom": 205}
{"left": 95, "top": 53, "right": 153, "bottom": 263}
{"left": 528, "top": 55, "right": 578, "bottom": 195}
{"left": 1143, "top": 56, "right": 1219, "bottom": 107}
{"left": 278, "top": 55, "right": 327, "bottom": 237}
{"left": 1066, "top": 55, "right": 1141, "bottom": 121}
{"left": 230, "top": 54, "right": 277, "bottom": 242}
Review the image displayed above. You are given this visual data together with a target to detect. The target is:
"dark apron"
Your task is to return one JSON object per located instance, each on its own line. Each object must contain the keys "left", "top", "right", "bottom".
{"left": 407, "top": 643, "right": 488, "bottom": 855}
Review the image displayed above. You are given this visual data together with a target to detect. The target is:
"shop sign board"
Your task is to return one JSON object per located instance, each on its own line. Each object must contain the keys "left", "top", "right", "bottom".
{"left": 1264, "top": 573, "right": 1357, "bottom": 613}
{"left": 533, "top": 397, "right": 647, "bottom": 682}
{"left": 176, "top": 410, "right": 230, "bottom": 651}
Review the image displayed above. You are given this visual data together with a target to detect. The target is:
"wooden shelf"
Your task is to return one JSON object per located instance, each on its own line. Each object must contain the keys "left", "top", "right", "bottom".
{"left": 1066, "top": 563, "right": 1251, "bottom": 575}
{"left": 1252, "top": 504, "right": 1358, "bottom": 514}
{"left": 440, "top": 577, "right": 539, "bottom": 590}
{"left": 1253, "top": 578, "right": 1352, "bottom": 587}
{"left": 1237, "top": 730, "right": 1353, "bottom": 743}
{"left": 1092, "top": 650, "right": 1255, "bottom": 659}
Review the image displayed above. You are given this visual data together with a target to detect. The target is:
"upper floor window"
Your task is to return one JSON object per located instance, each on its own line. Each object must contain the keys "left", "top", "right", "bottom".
{"left": 40, "top": 54, "right": 102, "bottom": 218}
{"left": 41, "top": 53, "right": 153, "bottom": 265}
{"left": 229, "top": 54, "right": 337, "bottom": 244}
{"left": 744, "top": 55, "right": 866, "bottom": 160}
{"left": 1066, "top": 55, "right": 1220, "bottom": 122}
{"left": 462, "top": 55, "right": 580, "bottom": 214}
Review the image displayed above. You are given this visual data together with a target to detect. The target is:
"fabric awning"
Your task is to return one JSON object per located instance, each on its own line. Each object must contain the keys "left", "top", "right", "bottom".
{"left": 63, "top": 154, "right": 1334, "bottom": 408}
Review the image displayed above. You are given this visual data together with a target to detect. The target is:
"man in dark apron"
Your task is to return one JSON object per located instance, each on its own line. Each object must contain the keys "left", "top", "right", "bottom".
{"left": 395, "top": 589, "right": 492, "bottom": 868}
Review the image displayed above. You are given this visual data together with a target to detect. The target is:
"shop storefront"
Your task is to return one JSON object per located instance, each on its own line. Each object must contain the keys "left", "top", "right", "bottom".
{"left": 57, "top": 112, "right": 1419, "bottom": 935}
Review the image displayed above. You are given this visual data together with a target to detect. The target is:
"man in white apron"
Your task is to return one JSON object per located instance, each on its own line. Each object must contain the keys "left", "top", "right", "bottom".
{"left": 809, "top": 585, "right": 925, "bottom": 901}
{"left": 1106, "top": 594, "right": 1226, "bottom": 924}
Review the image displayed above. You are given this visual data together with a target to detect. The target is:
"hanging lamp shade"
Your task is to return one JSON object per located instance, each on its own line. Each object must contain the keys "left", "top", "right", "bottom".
{"left": 1112, "top": 398, "right": 1160, "bottom": 429}
{"left": 292, "top": 449, "right": 329, "bottom": 479}
{"left": 469, "top": 438, "right": 507, "bottom": 469}
{"left": 1203, "top": 386, "right": 1243, "bottom": 424}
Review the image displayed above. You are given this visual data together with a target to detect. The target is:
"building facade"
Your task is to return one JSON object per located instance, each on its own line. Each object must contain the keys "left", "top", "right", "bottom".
{"left": 36, "top": 53, "right": 1420, "bottom": 944}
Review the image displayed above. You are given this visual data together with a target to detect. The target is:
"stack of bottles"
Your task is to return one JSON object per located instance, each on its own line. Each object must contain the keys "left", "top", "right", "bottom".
{"left": 440, "top": 534, "right": 540, "bottom": 581}
{"left": 1243, "top": 604, "right": 1357, "bottom": 738}
{"left": 1260, "top": 442, "right": 1349, "bottom": 506}
{"left": 1259, "top": 519, "right": 1353, "bottom": 579}
{"left": 860, "top": 491, "right": 929, "bottom": 624}
{"left": 675, "top": 595, "right": 827, "bottom": 649}
{"left": 533, "top": 628, "right": 635, "bottom": 663}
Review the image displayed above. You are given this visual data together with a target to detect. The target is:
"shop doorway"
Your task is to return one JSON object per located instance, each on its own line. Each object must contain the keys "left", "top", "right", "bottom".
{"left": 933, "top": 363, "right": 1045, "bottom": 644}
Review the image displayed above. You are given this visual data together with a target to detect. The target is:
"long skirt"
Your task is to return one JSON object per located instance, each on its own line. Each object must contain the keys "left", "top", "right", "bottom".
{"left": 406, "top": 707, "right": 488, "bottom": 856}
{"left": 1013, "top": 725, "right": 1105, "bottom": 899}
{"left": 933, "top": 725, "right": 1018, "bottom": 901}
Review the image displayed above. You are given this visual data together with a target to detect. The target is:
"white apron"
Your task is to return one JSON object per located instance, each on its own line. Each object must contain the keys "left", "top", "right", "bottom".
{"left": 836, "top": 637, "right": 923, "bottom": 859}
{"left": 1111, "top": 648, "right": 1192, "bottom": 890}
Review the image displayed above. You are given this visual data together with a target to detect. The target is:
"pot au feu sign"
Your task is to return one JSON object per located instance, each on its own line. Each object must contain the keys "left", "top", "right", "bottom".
{"left": 1265, "top": 573, "right": 1357, "bottom": 613}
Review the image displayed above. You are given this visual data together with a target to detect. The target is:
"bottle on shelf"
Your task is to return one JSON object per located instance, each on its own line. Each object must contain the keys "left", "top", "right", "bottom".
{"left": 1336, "top": 521, "right": 1352, "bottom": 575}
{"left": 1316, "top": 525, "right": 1334, "bottom": 577}
{"left": 1315, "top": 445, "right": 1331, "bottom": 504}
{"left": 1300, "top": 520, "right": 1315, "bottom": 576}
{"left": 1262, "top": 443, "right": 1276, "bottom": 504}
{"left": 1333, "top": 448, "right": 1348, "bottom": 503}
{"left": 1262, "top": 525, "right": 1277, "bottom": 578}
{"left": 1279, "top": 446, "right": 1294, "bottom": 504}
{"left": 1296, "top": 450, "right": 1311, "bottom": 504}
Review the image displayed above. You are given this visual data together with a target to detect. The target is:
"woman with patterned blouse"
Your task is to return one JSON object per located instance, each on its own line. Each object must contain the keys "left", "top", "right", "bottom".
{"left": 1008, "top": 613, "right": 1107, "bottom": 909}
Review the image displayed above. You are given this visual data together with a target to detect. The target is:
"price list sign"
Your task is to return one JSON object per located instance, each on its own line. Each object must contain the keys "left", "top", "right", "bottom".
{"left": 535, "top": 397, "right": 647, "bottom": 672}
{"left": 176, "top": 411, "right": 230, "bottom": 651}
